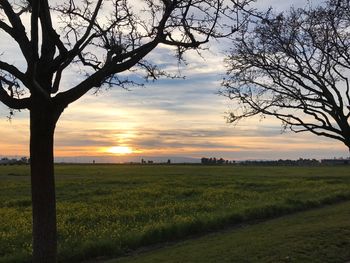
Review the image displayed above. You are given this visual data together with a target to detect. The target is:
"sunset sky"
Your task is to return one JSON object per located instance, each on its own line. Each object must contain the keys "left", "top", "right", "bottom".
{"left": 0, "top": 0, "right": 348, "bottom": 162}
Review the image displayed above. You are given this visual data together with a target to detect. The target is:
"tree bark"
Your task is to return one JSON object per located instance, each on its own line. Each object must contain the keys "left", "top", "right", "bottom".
{"left": 30, "top": 104, "right": 60, "bottom": 262}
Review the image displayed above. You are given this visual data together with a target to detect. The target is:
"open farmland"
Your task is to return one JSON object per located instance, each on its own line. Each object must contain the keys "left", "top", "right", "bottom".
{"left": 0, "top": 164, "right": 350, "bottom": 262}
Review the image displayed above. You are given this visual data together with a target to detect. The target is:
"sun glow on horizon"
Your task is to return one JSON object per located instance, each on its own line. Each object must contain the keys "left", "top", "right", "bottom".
{"left": 106, "top": 146, "right": 133, "bottom": 155}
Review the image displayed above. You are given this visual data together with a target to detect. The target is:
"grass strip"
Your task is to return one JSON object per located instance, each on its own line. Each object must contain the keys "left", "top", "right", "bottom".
{"left": 115, "top": 200, "right": 350, "bottom": 263}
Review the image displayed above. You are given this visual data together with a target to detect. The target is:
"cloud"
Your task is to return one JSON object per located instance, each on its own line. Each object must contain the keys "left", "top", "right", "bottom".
{"left": 253, "top": 0, "right": 309, "bottom": 12}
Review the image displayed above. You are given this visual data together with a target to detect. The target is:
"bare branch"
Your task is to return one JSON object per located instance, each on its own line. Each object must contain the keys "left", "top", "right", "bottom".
{"left": 0, "top": 60, "right": 26, "bottom": 82}
{"left": 55, "top": 39, "right": 159, "bottom": 106}
{"left": 222, "top": 0, "right": 350, "bottom": 149}
{"left": 0, "top": 0, "right": 32, "bottom": 61}
{"left": 0, "top": 20, "right": 13, "bottom": 36}
{"left": 0, "top": 76, "right": 30, "bottom": 109}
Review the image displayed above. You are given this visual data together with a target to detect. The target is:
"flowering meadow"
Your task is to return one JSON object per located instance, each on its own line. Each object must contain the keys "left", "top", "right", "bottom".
{"left": 1, "top": 164, "right": 350, "bottom": 262}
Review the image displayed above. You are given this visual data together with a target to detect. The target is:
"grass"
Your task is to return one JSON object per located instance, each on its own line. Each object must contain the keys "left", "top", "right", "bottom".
{"left": 116, "top": 200, "right": 350, "bottom": 263}
{"left": 0, "top": 164, "right": 350, "bottom": 262}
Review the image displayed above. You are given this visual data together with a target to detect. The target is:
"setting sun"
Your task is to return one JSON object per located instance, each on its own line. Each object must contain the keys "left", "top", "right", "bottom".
{"left": 106, "top": 146, "right": 133, "bottom": 155}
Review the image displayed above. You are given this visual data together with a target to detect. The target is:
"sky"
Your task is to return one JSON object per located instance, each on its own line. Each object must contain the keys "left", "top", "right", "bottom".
{"left": 0, "top": 0, "right": 348, "bottom": 162}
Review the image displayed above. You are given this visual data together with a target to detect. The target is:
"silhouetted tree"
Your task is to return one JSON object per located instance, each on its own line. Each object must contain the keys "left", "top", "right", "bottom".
{"left": 0, "top": 0, "right": 250, "bottom": 261}
{"left": 201, "top": 157, "right": 209, "bottom": 164}
{"left": 217, "top": 157, "right": 225, "bottom": 164}
{"left": 222, "top": 0, "right": 350, "bottom": 152}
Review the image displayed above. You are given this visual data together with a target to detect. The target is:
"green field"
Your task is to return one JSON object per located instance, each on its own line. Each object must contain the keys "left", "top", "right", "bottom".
{"left": 0, "top": 165, "right": 350, "bottom": 262}
{"left": 117, "top": 200, "right": 350, "bottom": 263}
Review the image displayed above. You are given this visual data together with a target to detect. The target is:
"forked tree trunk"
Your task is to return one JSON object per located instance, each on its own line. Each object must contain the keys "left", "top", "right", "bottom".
{"left": 30, "top": 105, "right": 60, "bottom": 262}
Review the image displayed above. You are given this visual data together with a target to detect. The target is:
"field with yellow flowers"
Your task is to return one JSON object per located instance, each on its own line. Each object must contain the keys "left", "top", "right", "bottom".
{"left": 1, "top": 164, "right": 350, "bottom": 262}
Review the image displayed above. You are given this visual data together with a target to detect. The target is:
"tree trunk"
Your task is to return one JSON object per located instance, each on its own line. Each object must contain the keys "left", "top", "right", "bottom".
{"left": 30, "top": 105, "right": 59, "bottom": 262}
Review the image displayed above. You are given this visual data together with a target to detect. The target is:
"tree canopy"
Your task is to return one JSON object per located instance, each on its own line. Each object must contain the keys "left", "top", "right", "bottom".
{"left": 0, "top": 0, "right": 248, "bottom": 111}
{"left": 222, "top": 0, "right": 350, "bottom": 150}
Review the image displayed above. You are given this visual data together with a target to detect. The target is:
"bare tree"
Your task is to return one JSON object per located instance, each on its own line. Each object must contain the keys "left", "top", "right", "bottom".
{"left": 222, "top": 0, "right": 350, "bottom": 152}
{"left": 0, "top": 0, "right": 249, "bottom": 261}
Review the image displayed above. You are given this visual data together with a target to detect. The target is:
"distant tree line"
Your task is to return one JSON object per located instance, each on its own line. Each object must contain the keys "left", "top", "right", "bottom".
{"left": 238, "top": 158, "right": 320, "bottom": 166}
{"left": 201, "top": 157, "right": 235, "bottom": 165}
{"left": 200, "top": 157, "right": 350, "bottom": 166}
{"left": 141, "top": 159, "right": 171, "bottom": 164}
{"left": 0, "top": 157, "right": 29, "bottom": 165}
{"left": 239, "top": 158, "right": 350, "bottom": 166}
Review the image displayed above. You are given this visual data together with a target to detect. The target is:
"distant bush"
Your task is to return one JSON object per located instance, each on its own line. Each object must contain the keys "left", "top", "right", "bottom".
{"left": 0, "top": 157, "right": 29, "bottom": 165}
